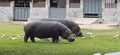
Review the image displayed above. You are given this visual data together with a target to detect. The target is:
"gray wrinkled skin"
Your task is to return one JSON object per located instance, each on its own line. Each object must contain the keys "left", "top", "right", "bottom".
{"left": 39, "top": 19, "right": 83, "bottom": 37}
{"left": 24, "top": 21, "right": 75, "bottom": 43}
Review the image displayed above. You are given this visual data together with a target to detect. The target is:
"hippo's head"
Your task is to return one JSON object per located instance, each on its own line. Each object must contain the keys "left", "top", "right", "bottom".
{"left": 66, "top": 35, "right": 75, "bottom": 42}
{"left": 61, "top": 30, "right": 75, "bottom": 42}
{"left": 71, "top": 26, "right": 84, "bottom": 37}
{"left": 75, "top": 32, "right": 83, "bottom": 37}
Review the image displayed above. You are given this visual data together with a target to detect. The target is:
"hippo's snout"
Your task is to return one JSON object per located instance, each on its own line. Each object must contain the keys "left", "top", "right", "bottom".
{"left": 75, "top": 32, "right": 84, "bottom": 37}
{"left": 67, "top": 37, "right": 75, "bottom": 42}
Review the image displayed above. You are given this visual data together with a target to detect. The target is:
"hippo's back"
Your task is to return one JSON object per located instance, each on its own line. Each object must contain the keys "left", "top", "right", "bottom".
{"left": 40, "top": 19, "right": 78, "bottom": 29}
{"left": 24, "top": 21, "right": 70, "bottom": 38}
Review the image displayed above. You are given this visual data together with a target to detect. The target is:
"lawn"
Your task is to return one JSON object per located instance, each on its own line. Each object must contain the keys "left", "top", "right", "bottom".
{"left": 0, "top": 23, "right": 120, "bottom": 55}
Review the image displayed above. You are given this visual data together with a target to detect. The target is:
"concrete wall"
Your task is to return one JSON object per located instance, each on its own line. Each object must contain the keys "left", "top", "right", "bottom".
{"left": 1, "top": 0, "right": 120, "bottom": 23}
{"left": 66, "top": 0, "right": 83, "bottom": 20}
{"left": 30, "top": 0, "right": 49, "bottom": 20}
{"left": 102, "top": 0, "right": 120, "bottom": 23}
{"left": 0, "top": 1, "right": 14, "bottom": 22}
{"left": 30, "top": 0, "right": 83, "bottom": 21}
{"left": 117, "top": 0, "right": 120, "bottom": 22}
{"left": 102, "top": 9, "right": 118, "bottom": 22}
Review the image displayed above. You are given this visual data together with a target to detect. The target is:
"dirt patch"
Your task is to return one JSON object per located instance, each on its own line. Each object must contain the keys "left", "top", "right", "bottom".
{"left": 79, "top": 24, "right": 116, "bottom": 30}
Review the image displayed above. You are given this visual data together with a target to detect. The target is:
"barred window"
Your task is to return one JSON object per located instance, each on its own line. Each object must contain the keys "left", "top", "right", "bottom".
{"left": 50, "top": 0, "right": 66, "bottom": 8}
{"left": 69, "top": 0, "right": 80, "bottom": 8}
{"left": 105, "top": 0, "right": 117, "bottom": 8}
{"left": 33, "top": 0, "right": 46, "bottom": 7}
{"left": 15, "top": 0, "right": 30, "bottom": 7}
{"left": 0, "top": 0, "right": 10, "bottom": 7}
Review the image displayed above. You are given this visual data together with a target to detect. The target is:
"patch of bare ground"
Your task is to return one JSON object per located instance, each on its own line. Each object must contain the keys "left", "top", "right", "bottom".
{"left": 79, "top": 24, "right": 117, "bottom": 30}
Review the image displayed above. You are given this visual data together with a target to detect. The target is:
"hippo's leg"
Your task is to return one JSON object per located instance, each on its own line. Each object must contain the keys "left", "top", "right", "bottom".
{"left": 52, "top": 37, "right": 59, "bottom": 43}
{"left": 30, "top": 36, "right": 35, "bottom": 42}
{"left": 24, "top": 34, "right": 29, "bottom": 42}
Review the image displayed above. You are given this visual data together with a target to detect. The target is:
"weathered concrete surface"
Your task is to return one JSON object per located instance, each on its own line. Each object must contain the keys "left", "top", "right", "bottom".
{"left": 102, "top": 0, "right": 120, "bottom": 23}
{"left": 102, "top": 9, "right": 118, "bottom": 22}
{"left": 0, "top": 1, "right": 13, "bottom": 22}
{"left": 30, "top": 8, "right": 48, "bottom": 19}
{"left": 0, "top": 7, "right": 12, "bottom": 22}
{"left": 66, "top": 8, "right": 83, "bottom": 19}
{"left": 105, "top": 52, "right": 120, "bottom": 55}
{"left": 30, "top": 0, "right": 49, "bottom": 20}
{"left": 1, "top": 0, "right": 120, "bottom": 24}
{"left": 0, "top": 1, "right": 14, "bottom": 22}
{"left": 94, "top": 53, "right": 101, "bottom": 55}
{"left": 94, "top": 52, "right": 120, "bottom": 55}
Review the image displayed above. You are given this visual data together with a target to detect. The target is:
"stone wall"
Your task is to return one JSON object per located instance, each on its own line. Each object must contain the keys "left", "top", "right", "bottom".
{"left": 0, "top": 1, "right": 13, "bottom": 22}
{"left": 117, "top": 0, "right": 120, "bottom": 22}
{"left": 102, "top": 9, "right": 118, "bottom": 22}
{"left": 30, "top": 8, "right": 48, "bottom": 19}
{"left": 2, "top": 0, "right": 120, "bottom": 23}
{"left": 30, "top": 0, "right": 49, "bottom": 20}
{"left": 102, "top": 0, "right": 120, "bottom": 23}
{"left": 66, "top": 0, "right": 83, "bottom": 20}
{"left": 30, "top": 0, "right": 83, "bottom": 21}
{"left": 66, "top": 8, "right": 83, "bottom": 20}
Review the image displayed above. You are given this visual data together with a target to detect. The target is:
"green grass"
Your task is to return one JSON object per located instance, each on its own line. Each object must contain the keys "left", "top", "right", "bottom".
{"left": 0, "top": 23, "right": 120, "bottom": 55}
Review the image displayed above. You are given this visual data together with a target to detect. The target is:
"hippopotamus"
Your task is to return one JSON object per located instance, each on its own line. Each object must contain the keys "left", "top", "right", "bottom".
{"left": 38, "top": 19, "right": 83, "bottom": 37}
{"left": 24, "top": 21, "right": 75, "bottom": 43}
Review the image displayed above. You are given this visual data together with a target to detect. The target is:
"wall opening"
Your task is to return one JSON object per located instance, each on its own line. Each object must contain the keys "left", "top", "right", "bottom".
{"left": 13, "top": 0, "right": 31, "bottom": 21}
